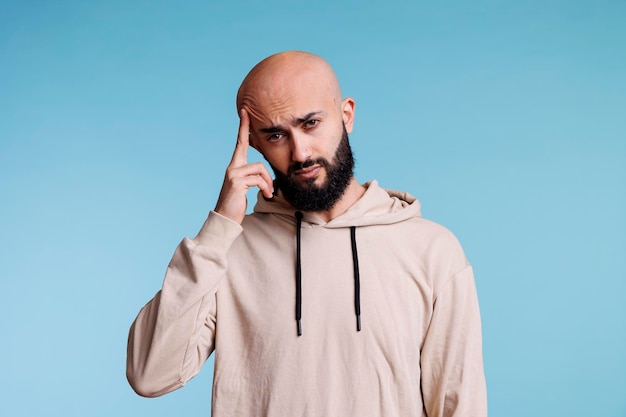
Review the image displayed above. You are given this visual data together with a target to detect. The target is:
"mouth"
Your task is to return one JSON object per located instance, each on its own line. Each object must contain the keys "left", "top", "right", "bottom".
{"left": 293, "top": 165, "right": 322, "bottom": 180}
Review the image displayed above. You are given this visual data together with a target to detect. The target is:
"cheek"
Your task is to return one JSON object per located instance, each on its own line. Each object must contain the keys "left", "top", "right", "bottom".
{"left": 319, "top": 125, "right": 344, "bottom": 158}
{"left": 258, "top": 146, "right": 291, "bottom": 174}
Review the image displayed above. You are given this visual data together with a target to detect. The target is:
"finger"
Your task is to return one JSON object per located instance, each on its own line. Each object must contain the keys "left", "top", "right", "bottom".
{"left": 229, "top": 162, "right": 274, "bottom": 197}
{"left": 251, "top": 163, "right": 275, "bottom": 198}
{"left": 230, "top": 108, "right": 250, "bottom": 167}
{"left": 232, "top": 174, "right": 273, "bottom": 198}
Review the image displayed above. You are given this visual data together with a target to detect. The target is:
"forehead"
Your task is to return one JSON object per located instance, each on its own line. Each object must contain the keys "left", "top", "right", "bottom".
{"left": 246, "top": 82, "right": 336, "bottom": 127}
{"left": 238, "top": 63, "right": 341, "bottom": 128}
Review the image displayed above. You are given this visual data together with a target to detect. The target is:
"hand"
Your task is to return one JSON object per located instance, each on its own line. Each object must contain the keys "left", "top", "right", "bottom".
{"left": 214, "top": 108, "right": 274, "bottom": 224}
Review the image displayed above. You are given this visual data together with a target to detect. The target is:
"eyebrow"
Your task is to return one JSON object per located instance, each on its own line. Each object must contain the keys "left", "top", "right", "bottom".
{"left": 258, "top": 111, "right": 323, "bottom": 134}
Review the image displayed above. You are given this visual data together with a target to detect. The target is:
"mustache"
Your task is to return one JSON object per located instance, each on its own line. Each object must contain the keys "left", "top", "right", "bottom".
{"left": 288, "top": 158, "right": 329, "bottom": 175}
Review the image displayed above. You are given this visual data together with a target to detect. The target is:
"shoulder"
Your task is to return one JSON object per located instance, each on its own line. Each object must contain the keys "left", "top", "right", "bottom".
{"left": 390, "top": 215, "right": 470, "bottom": 280}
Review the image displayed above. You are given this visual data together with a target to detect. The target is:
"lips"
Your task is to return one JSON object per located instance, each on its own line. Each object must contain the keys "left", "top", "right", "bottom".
{"left": 294, "top": 165, "right": 322, "bottom": 180}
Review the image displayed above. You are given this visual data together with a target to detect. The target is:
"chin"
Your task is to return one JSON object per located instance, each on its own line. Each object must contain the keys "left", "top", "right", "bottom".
{"left": 300, "top": 174, "right": 326, "bottom": 188}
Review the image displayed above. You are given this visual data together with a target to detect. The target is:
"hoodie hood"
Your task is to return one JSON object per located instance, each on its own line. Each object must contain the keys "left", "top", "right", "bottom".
{"left": 253, "top": 180, "right": 422, "bottom": 227}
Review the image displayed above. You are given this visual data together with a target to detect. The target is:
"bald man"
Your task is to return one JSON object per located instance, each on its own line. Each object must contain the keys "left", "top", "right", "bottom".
{"left": 127, "top": 51, "right": 487, "bottom": 417}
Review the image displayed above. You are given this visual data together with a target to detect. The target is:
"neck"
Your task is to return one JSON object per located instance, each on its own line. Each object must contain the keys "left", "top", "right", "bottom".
{"left": 310, "top": 178, "right": 366, "bottom": 222}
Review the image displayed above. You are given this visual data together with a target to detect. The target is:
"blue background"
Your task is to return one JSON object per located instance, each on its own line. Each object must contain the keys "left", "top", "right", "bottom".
{"left": 1, "top": 0, "right": 624, "bottom": 416}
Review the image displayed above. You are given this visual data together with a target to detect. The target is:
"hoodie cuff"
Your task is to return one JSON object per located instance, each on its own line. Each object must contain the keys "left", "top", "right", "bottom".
{"left": 193, "top": 211, "right": 243, "bottom": 250}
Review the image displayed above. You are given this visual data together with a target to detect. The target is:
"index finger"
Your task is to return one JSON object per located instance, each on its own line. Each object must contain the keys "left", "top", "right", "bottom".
{"left": 230, "top": 108, "right": 250, "bottom": 167}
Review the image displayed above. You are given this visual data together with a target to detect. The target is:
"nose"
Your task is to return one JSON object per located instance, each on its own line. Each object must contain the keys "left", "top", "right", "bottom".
{"left": 290, "top": 132, "right": 311, "bottom": 162}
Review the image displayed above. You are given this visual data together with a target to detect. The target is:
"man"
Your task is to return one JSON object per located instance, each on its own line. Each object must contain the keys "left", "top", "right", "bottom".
{"left": 127, "top": 51, "right": 487, "bottom": 417}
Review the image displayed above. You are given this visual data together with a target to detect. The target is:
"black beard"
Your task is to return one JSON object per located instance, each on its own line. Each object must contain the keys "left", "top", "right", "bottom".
{"left": 271, "top": 125, "right": 355, "bottom": 212}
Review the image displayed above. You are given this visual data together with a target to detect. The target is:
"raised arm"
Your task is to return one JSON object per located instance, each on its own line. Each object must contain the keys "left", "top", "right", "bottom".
{"left": 126, "top": 108, "right": 273, "bottom": 397}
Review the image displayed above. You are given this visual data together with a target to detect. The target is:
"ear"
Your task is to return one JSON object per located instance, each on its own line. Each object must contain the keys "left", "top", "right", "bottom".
{"left": 341, "top": 97, "right": 356, "bottom": 134}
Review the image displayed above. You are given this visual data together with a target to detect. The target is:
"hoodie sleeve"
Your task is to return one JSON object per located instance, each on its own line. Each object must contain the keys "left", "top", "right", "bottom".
{"left": 421, "top": 265, "right": 488, "bottom": 417}
{"left": 126, "top": 211, "right": 243, "bottom": 397}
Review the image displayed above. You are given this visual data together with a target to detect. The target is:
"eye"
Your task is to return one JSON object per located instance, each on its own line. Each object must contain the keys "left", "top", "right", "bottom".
{"left": 303, "top": 119, "right": 319, "bottom": 129}
{"left": 266, "top": 133, "right": 285, "bottom": 142}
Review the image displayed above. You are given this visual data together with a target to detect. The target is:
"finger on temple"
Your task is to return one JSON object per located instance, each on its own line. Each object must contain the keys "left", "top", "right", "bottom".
{"left": 231, "top": 108, "right": 250, "bottom": 166}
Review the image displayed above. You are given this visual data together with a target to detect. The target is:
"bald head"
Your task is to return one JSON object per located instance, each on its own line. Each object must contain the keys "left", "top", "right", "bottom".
{"left": 237, "top": 51, "right": 344, "bottom": 122}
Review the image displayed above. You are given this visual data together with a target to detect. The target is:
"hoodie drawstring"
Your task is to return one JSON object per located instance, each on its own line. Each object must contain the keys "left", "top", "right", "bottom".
{"left": 295, "top": 211, "right": 303, "bottom": 336}
{"left": 294, "top": 211, "right": 362, "bottom": 336}
{"left": 350, "top": 226, "right": 362, "bottom": 332}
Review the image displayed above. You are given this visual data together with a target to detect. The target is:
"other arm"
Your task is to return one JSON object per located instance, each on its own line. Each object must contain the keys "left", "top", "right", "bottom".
{"left": 421, "top": 256, "right": 487, "bottom": 416}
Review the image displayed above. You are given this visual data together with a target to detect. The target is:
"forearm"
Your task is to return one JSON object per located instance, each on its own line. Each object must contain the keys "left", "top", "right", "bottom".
{"left": 126, "top": 212, "right": 242, "bottom": 397}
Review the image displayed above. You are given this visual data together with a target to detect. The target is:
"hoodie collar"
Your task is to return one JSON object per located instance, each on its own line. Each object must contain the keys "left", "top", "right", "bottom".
{"left": 253, "top": 180, "right": 422, "bottom": 228}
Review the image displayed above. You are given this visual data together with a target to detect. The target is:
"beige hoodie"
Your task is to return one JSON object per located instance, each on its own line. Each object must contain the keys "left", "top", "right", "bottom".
{"left": 127, "top": 181, "right": 487, "bottom": 417}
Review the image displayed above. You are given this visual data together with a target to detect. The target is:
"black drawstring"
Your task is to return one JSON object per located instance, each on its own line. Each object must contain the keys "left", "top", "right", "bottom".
{"left": 294, "top": 212, "right": 361, "bottom": 336}
{"left": 350, "top": 226, "right": 362, "bottom": 332}
{"left": 295, "top": 211, "right": 303, "bottom": 336}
